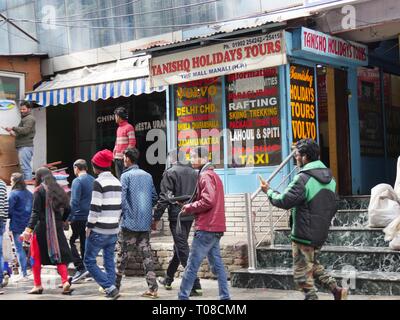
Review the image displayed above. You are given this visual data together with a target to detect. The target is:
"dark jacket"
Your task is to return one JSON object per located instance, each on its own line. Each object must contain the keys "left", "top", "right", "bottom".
{"left": 69, "top": 173, "right": 95, "bottom": 222}
{"left": 8, "top": 189, "right": 33, "bottom": 234}
{"left": 267, "top": 160, "right": 337, "bottom": 247}
{"left": 13, "top": 112, "right": 36, "bottom": 148}
{"left": 28, "top": 186, "right": 73, "bottom": 265}
{"left": 153, "top": 162, "right": 197, "bottom": 222}
{"left": 184, "top": 167, "right": 226, "bottom": 232}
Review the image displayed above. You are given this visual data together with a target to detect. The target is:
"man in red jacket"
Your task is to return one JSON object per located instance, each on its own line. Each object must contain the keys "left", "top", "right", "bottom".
{"left": 178, "top": 146, "right": 230, "bottom": 300}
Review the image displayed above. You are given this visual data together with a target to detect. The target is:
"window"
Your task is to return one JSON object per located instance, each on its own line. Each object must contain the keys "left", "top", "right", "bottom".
{"left": 289, "top": 64, "right": 317, "bottom": 144}
{"left": 174, "top": 77, "right": 224, "bottom": 168}
{"left": 0, "top": 72, "right": 25, "bottom": 102}
{"left": 384, "top": 73, "right": 400, "bottom": 158}
{"left": 357, "top": 67, "right": 384, "bottom": 156}
{"left": 36, "top": 0, "right": 69, "bottom": 56}
{"left": 226, "top": 67, "right": 282, "bottom": 167}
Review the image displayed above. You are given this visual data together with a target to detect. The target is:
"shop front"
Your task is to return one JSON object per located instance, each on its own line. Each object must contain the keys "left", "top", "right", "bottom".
{"left": 150, "top": 27, "right": 372, "bottom": 195}
{"left": 26, "top": 57, "right": 168, "bottom": 190}
{"left": 288, "top": 27, "right": 369, "bottom": 195}
{"left": 151, "top": 30, "right": 290, "bottom": 193}
{"left": 0, "top": 55, "right": 44, "bottom": 181}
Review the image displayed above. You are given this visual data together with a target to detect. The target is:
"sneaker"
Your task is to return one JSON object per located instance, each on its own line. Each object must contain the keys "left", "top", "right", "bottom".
{"left": 71, "top": 270, "right": 89, "bottom": 284}
{"left": 333, "top": 287, "right": 348, "bottom": 300}
{"left": 11, "top": 275, "right": 30, "bottom": 283}
{"left": 2, "top": 275, "right": 9, "bottom": 288}
{"left": 106, "top": 288, "right": 120, "bottom": 300}
{"left": 158, "top": 277, "right": 172, "bottom": 290}
{"left": 190, "top": 288, "right": 203, "bottom": 297}
{"left": 141, "top": 290, "right": 158, "bottom": 299}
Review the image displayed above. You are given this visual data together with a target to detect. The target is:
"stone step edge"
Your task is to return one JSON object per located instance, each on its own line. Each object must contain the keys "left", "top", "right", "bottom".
{"left": 258, "top": 245, "right": 397, "bottom": 253}
{"left": 232, "top": 268, "right": 400, "bottom": 281}
{"left": 340, "top": 195, "right": 370, "bottom": 199}
{"left": 336, "top": 209, "right": 368, "bottom": 213}
{"left": 274, "top": 227, "right": 383, "bottom": 231}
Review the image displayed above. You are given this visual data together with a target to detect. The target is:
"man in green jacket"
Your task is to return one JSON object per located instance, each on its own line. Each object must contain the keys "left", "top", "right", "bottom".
{"left": 5, "top": 101, "right": 36, "bottom": 180}
{"left": 260, "top": 138, "right": 348, "bottom": 300}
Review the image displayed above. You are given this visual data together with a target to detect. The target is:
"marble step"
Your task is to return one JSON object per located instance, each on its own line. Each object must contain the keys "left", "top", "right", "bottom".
{"left": 257, "top": 245, "right": 400, "bottom": 272}
{"left": 337, "top": 196, "right": 370, "bottom": 210}
{"left": 332, "top": 209, "right": 368, "bottom": 227}
{"left": 274, "top": 227, "right": 386, "bottom": 247}
{"left": 230, "top": 267, "right": 400, "bottom": 295}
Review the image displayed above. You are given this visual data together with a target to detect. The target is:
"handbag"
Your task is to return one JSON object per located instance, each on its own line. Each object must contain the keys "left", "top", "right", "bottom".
{"left": 2, "top": 231, "right": 14, "bottom": 262}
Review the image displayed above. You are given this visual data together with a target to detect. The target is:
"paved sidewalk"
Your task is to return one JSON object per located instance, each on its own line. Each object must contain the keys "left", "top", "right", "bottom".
{"left": 1, "top": 274, "right": 400, "bottom": 300}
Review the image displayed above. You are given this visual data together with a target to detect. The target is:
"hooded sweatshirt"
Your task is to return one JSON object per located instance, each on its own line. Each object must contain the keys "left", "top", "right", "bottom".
{"left": 267, "top": 160, "right": 337, "bottom": 247}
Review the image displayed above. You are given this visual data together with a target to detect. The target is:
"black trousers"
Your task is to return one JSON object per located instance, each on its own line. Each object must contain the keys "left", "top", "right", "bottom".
{"left": 69, "top": 220, "right": 87, "bottom": 271}
{"left": 167, "top": 220, "right": 201, "bottom": 289}
{"left": 114, "top": 159, "right": 124, "bottom": 179}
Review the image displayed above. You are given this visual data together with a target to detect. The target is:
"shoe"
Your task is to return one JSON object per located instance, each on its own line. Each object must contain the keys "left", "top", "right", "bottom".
{"left": 99, "top": 286, "right": 106, "bottom": 294}
{"left": 58, "top": 276, "right": 72, "bottom": 288}
{"left": 141, "top": 290, "right": 159, "bottom": 299}
{"left": 106, "top": 288, "right": 120, "bottom": 300}
{"left": 28, "top": 287, "right": 43, "bottom": 294}
{"left": 62, "top": 279, "right": 74, "bottom": 295}
{"left": 190, "top": 288, "right": 203, "bottom": 297}
{"left": 115, "top": 274, "right": 122, "bottom": 291}
{"left": 2, "top": 274, "right": 9, "bottom": 288}
{"left": 11, "top": 275, "right": 30, "bottom": 283}
{"left": 333, "top": 287, "right": 348, "bottom": 300}
{"left": 0, "top": 290, "right": 4, "bottom": 295}
{"left": 158, "top": 277, "right": 172, "bottom": 290}
{"left": 71, "top": 270, "right": 89, "bottom": 284}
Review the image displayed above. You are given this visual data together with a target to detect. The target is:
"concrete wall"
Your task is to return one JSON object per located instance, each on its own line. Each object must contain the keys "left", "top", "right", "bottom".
{"left": 156, "top": 193, "right": 289, "bottom": 238}
{"left": 32, "top": 107, "right": 46, "bottom": 171}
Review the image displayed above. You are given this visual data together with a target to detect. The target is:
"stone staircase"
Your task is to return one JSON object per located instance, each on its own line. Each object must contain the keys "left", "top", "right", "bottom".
{"left": 231, "top": 195, "right": 400, "bottom": 296}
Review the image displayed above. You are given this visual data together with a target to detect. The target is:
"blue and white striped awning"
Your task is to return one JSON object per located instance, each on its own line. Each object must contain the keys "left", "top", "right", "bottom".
{"left": 25, "top": 57, "right": 166, "bottom": 107}
{"left": 26, "top": 78, "right": 166, "bottom": 107}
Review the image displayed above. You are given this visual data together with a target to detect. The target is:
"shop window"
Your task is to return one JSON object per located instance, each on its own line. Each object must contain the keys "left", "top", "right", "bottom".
{"left": 289, "top": 64, "right": 317, "bottom": 144}
{"left": 225, "top": 67, "right": 282, "bottom": 168}
{"left": 174, "top": 77, "right": 224, "bottom": 168}
{"left": 357, "top": 67, "right": 384, "bottom": 156}
{"left": 0, "top": 74, "right": 22, "bottom": 101}
{"left": 384, "top": 73, "right": 400, "bottom": 158}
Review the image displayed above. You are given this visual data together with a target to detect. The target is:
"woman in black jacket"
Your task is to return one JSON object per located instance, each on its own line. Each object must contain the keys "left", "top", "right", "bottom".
{"left": 22, "top": 167, "right": 73, "bottom": 294}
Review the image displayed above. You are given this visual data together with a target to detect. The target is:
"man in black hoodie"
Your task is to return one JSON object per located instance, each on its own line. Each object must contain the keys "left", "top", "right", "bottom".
{"left": 153, "top": 149, "right": 202, "bottom": 296}
{"left": 260, "top": 139, "right": 348, "bottom": 300}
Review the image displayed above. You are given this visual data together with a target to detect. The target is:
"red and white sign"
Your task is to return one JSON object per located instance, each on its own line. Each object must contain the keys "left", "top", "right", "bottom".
{"left": 150, "top": 31, "right": 286, "bottom": 87}
{"left": 301, "top": 27, "right": 368, "bottom": 65}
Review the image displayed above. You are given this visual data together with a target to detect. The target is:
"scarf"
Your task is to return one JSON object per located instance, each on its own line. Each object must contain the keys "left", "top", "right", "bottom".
{"left": 43, "top": 185, "right": 61, "bottom": 264}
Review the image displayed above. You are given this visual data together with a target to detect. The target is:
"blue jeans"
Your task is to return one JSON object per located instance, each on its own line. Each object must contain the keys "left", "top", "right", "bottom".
{"left": 178, "top": 230, "right": 230, "bottom": 300}
{"left": 13, "top": 232, "right": 27, "bottom": 277}
{"left": 0, "top": 223, "right": 4, "bottom": 283}
{"left": 84, "top": 231, "right": 118, "bottom": 294}
{"left": 17, "top": 147, "right": 33, "bottom": 180}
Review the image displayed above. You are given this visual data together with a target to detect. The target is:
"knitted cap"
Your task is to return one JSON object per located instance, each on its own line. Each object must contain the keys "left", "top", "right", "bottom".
{"left": 91, "top": 149, "right": 114, "bottom": 169}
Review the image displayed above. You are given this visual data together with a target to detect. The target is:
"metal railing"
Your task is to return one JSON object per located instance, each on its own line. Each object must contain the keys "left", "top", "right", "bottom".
{"left": 245, "top": 150, "right": 296, "bottom": 271}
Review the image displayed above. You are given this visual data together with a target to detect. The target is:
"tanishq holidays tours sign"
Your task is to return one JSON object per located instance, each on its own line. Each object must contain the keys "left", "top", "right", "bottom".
{"left": 150, "top": 31, "right": 286, "bottom": 87}
{"left": 300, "top": 27, "right": 368, "bottom": 65}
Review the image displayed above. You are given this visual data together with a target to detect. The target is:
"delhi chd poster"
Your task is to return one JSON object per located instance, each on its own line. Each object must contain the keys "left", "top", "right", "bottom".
{"left": 174, "top": 77, "right": 224, "bottom": 167}
{"left": 226, "top": 68, "right": 282, "bottom": 167}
